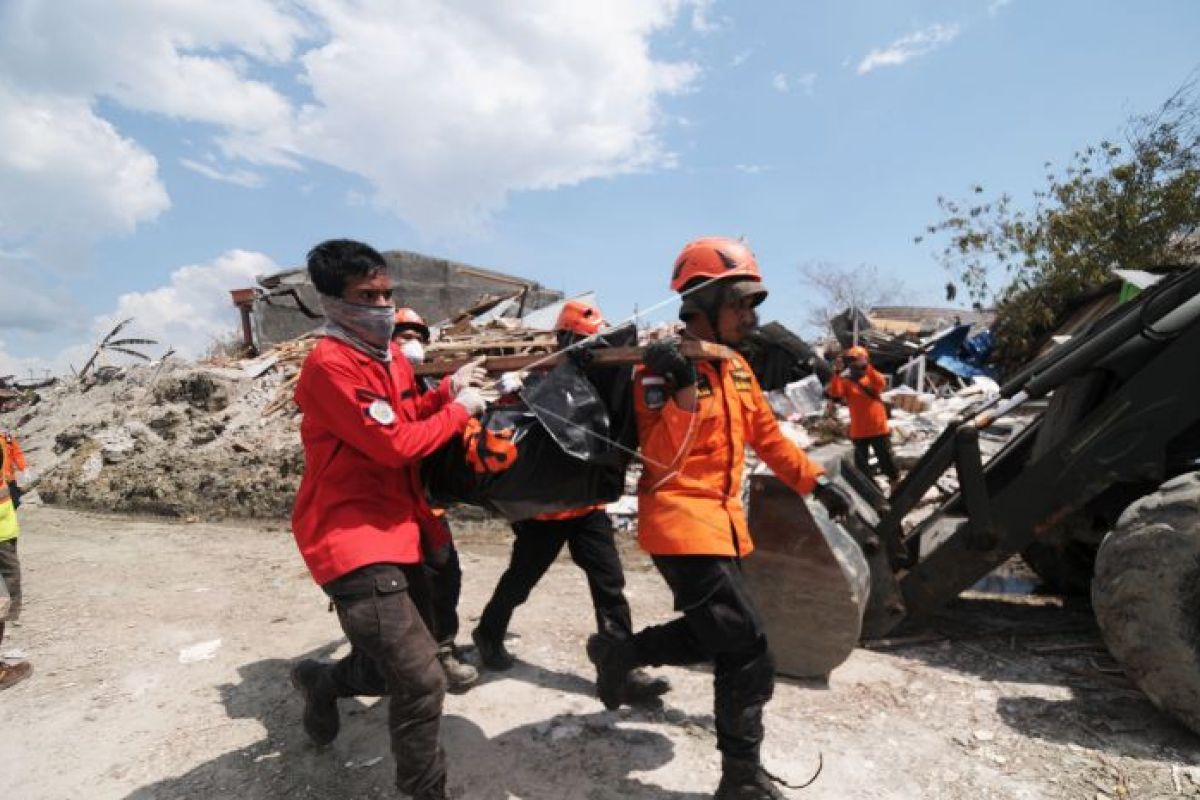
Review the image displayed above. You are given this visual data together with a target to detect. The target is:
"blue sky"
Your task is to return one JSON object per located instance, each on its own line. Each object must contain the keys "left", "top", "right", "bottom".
{"left": 1, "top": 0, "right": 1197, "bottom": 375}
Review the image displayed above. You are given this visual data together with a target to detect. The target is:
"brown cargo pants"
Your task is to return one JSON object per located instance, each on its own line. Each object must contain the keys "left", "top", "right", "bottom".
{"left": 322, "top": 563, "right": 447, "bottom": 798}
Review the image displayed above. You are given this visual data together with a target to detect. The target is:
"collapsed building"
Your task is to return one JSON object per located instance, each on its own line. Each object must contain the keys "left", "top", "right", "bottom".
{"left": 231, "top": 249, "right": 565, "bottom": 351}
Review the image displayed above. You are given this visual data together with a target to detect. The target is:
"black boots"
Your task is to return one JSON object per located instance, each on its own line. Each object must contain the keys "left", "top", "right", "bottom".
{"left": 625, "top": 668, "right": 671, "bottom": 704}
{"left": 586, "top": 634, "right": 672, "bottom": 709}
{"left": 290, "top": 659, "right": 340, "bottom": 746}
{"left": 437, "top": 643, "right": 479, "bottom": 692}
{"left": 471, "top": 627, "right": 514, "bottom": 671}
{"left": 714, "top": 759, "right": 788, "bottom": 799}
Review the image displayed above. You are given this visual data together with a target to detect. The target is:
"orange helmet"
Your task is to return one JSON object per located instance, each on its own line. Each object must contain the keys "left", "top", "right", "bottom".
{"left": 846, "top": 345, "right": 869, "bottom": 361}
{"left": 554, "top": 299, "right": 605, "bottom": 337}
{"left": 393, "top": 307, "right": 430, "bottom": 341}
{"left": 671, "top": 237, "right": 763, "bottom": 292}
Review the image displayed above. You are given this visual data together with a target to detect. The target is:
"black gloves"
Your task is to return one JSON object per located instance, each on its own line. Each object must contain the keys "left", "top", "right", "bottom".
{"left": 814, "top": 477, "right": 853, "bottom": 520}
{"left": 566, "top": 342, "right": 596, "bottom": 369}
{"left": 642, "top": 340, "right": 696, "bottom": 389}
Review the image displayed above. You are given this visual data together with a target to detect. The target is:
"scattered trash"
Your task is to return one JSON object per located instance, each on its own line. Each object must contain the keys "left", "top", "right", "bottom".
{"left": 177, "top": 639, "right": 222, "bottom": 664}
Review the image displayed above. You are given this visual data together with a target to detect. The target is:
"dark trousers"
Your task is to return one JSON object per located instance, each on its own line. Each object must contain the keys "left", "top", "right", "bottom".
{"left": 322, "top": 563, "right": 447, "bottom": 797}
{"left": 423, "top": 545, "right": 462, "bottom": 648}
{"left": 853, "top": 434, "right": 899, "bottom": 481}
{"left": 0, "top": 538, "right": 20, "bottom": 622}
{"left": 631, "top": 555, "right": 774, "bottom": 764}
{"left": 476, "top": 510, "right": 633, "bottom": 643}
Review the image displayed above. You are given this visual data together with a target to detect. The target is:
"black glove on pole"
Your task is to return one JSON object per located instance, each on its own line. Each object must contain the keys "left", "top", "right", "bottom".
{"left": 642, "top": 340, "right": 696, "bottom": 389}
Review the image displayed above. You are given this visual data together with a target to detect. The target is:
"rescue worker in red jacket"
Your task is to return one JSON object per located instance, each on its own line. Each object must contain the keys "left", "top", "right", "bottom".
{"left": 827, "top": 345, "right": 899, "bottom": 486}
{"left": 289, "top": 240, "right": 487, "bottom": 800}
{"left": 471, "top": 299, "right": 670, "bottom": 703}
{"left": 587, "top": 237, "right": 852, "bottom": 799}
{"left": 391, "top": 307, "right": 479, "bottom": 693}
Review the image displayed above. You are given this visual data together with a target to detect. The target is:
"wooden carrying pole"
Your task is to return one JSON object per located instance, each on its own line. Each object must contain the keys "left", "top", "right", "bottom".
{"left": 412, "top": 340, "right": 735, "bottom": 376}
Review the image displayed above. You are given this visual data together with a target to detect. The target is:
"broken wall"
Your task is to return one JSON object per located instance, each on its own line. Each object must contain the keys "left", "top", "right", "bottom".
{"left": 251, "top": 250, "right": 563, "bottom": 349}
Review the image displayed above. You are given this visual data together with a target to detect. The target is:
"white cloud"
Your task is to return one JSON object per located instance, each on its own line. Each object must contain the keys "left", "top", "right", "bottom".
{"left": 0, "top": 79, "right": 170, "bottom": 267}
{"left": 734, "top": 164, "right": 770, "bottom": 175}
{"left": 180, "top": 158, "right": 265, "bottom": 189}
{"left": 292, "top": 0, "right": 698, "bottom": 232}
{"left": 0, "top": 340, "right": 44, "bottom": 380}
{"left": 771, "top": 71, "right": 817, "bottom": 96}
{"left": 0, "top": 0, "right": 700, "bottom": 242}
{"left": 93, "top": 250, "right": 280, "bottom": 360}
{"left": 0, "top": 250, "right": 279, "bottom": 375}
{"left": 856, "top": 23, "right": 962, "bottom": 75}
{"left": 988, "top": 0, "right": 1014, "bottom": 16}
{"left": 731, "top": 49, "right": 754, "bottom": 68}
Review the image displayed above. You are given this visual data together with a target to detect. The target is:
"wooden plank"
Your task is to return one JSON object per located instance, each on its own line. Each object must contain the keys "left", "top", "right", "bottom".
{"left": 412, "top": 340, "right": 735, "bottom": 376}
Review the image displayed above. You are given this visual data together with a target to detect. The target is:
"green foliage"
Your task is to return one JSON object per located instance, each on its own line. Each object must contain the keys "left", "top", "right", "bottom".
{"left": 919, "top": 79, "right": 1200, "bottom": 372}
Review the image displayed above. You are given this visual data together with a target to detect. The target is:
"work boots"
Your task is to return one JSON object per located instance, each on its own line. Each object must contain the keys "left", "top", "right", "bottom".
{"left": 586, "top": 634, "right": 638, "bottom": 710}
{"left": 438, "top": 643, "right": 479, "bottom": 692}
{"left": 0, "top": 660, "right": 32, "bottom": 691}
{"left": 625, "top": 668, "right": 671, "bottom": 705}
{"left": 471, "top": 627, "right": 514, "bottom": 671}
{"left": 290, "top": 659, "right": 340, "bottom": 746}
{"left": 714, "top": 759, "right": 787, "bottom": 800}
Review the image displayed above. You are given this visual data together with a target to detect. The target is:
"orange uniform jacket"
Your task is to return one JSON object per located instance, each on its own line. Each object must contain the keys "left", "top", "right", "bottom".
{"left": 827, "top": 366, "right": 889, "bottom": 440}
{"left": 1, "top": 433, "right": 26, "bottom": 483}
{"left": 634, "top": 351, "right": 825, "bottom": 558}
{"left": 531, "top": 505, "right": 605, "bottom": 522}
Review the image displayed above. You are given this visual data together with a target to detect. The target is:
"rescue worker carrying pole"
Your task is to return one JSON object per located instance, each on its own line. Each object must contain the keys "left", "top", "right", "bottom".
{"left": 587, "top": 237, "right": 852, "bottom": 799}
{"left": 392, "top": 307, "right": 480, "bottom": 693}
{"left": 472, "top": 299, "right": 670, "bottom": 705}
{"left": 288, "top": 240, "right": 488, "bottom": 800}
{"left": 827, "top": 345, "right": 900, "bottom": 488}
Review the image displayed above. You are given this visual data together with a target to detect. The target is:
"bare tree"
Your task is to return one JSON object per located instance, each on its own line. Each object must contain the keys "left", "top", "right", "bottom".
{"left": 797, "top": 261, "right": 911, "bottom": 334}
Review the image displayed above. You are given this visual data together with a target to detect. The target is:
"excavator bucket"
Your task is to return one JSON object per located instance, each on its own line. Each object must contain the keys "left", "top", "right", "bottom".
{"left": 742, "top": 472, "right": 875, "bottom": 679}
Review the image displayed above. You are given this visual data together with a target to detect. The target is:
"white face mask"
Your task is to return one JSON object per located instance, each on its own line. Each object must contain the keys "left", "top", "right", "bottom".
{"left": 400, "top": 338, "right": 425, "bottom": 364}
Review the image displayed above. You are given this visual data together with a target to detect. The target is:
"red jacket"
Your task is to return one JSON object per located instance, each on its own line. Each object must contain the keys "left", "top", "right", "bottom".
{"left": 292, "top": 337, "right": 470, "bottom": 585}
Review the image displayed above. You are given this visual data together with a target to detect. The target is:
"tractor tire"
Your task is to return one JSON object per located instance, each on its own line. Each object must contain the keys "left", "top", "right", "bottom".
{"left": 1021, "top": 371, "right": 1112, "bottom": 594}
{"left": 1092, "top": 471, "right": 1200, "bottom": 735}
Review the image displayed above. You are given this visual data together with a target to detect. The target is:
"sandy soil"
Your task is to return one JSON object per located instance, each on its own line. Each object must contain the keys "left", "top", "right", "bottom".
{"left": 2, "top": 504, "right": 1198, "bottom": 800}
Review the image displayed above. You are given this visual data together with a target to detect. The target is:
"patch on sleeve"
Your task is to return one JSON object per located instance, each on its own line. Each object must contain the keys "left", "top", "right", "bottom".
{"left": 731, "top": 367, "right": 753, "bottom": 394}
{"left": 696, "top": 374, "right": 714, "bottom": 398}
{"left": 641, "top": 376, "right": 666, "bottom": 410}
{"left": 356, "top": 389, "right": 397, "bottom": 426}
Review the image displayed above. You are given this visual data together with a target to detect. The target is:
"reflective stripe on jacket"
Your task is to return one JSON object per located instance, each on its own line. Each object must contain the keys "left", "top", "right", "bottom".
{"left": 292, "top": 337, "right": 470, "bottom": 585}
{"left": 827, "top": 366, "right": 889, "bottom": 440}
{"left": 634, "top": 350, "right": 824, "bottom": 557}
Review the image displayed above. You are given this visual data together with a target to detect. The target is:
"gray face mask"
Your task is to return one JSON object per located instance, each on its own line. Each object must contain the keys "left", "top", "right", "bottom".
{"left": 320, "top": 295, "right": 396, "bottom": 361}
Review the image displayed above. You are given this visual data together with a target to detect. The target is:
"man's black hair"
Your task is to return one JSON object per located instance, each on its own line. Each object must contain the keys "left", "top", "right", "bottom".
{"left": 306, "top": 239, "right": 388, "bottom": 298}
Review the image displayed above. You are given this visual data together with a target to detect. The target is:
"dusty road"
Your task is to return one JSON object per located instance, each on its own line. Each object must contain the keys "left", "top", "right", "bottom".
{"left": 1, "top": 505, "right": 1198, "bottom": 799}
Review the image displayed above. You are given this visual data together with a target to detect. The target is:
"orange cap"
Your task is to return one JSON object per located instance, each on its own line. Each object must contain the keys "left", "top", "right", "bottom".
{"left": 393, "top": 307, "right": 430, "bottom": 341}
{"left": 554, "top": 299, "right": 605, "bottom": 336}
{"left": 670, "top": 237, "right": 763, "bottom": 293}
{"left": 846, "top": 345, "right": 869, "bottom": 361}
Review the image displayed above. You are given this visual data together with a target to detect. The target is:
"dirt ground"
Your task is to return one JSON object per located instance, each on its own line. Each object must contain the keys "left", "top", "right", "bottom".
{"left": 2, "top": 504, "right": 1199, "bottom": 800}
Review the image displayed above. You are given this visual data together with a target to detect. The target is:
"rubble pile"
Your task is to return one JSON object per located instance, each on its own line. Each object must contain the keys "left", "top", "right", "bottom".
{"left": 5, "top": 360, "right": 305, "bottom": 519}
